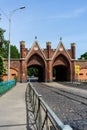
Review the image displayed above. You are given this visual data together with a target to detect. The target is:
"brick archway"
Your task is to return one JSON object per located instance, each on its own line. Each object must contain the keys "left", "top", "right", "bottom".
{"left": 27, "top": 53, "right": 47, "bottom": 82}
{"left": 4, "top": 40, "right": 87, "bottom": 82}
{"left": 53, "top": 54, "right": 71, "bottom": 81}
{"left": 19, "top": 41, "right": 76, "bottom": 82}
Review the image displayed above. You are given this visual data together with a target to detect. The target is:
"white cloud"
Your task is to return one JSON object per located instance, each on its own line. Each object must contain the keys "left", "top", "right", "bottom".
{"left": 48, "top": 7, "right": 87, "bottom": 20}
{"left": 73, "top": 7, "right": 87, "bottom": 17}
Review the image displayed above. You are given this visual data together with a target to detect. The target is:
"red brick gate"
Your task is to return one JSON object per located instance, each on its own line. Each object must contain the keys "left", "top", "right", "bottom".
{"left": 19, "top": 40, "right": 75, "bottom": 82}
{"left": 3, "top": 40, "right": 87, "bottom": 82}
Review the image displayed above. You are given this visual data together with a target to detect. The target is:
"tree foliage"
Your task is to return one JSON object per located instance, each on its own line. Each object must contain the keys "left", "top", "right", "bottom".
{"left": 0, "top": 28, "right": 9, "bottom": 58}
{"left": 78, "top": 52, "right": 87, "bottom": 60}
{"left": 0, "top": 56, "right": 6, "bottom": 81}
{"left": 27, "top": 67, "right": 38, "bottom": 77}
{"left": 53, "top": 68, "right": 56, "bottom": 77}
{"left": 10, "top": 45, "right": 20, "bottom": 58}
{"left": 0, "top": 28, "right": 20, "bottom": 59}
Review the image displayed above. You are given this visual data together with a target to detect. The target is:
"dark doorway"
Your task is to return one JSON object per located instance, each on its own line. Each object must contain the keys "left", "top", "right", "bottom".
{"left": 27, "top": 65, "right": 44, "bottom": 82}
{"left": 53, "top": 65, "right": 68, "bottom": 81}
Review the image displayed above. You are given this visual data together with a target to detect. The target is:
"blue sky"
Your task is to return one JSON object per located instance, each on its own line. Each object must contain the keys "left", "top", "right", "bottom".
{"left": 0, "top": 0, "right": 87, "bottom": 59}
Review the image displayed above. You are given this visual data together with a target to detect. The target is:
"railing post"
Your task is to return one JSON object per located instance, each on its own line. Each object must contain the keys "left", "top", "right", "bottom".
{"left": 34, "top": 94, "right": 37, "bottom": 118}
{"left": 38, "top": 95, "right": 42, "bottom": 130}
{"left": 46, "top": 115, "right": 49, "bottom": 130}
{"left": 31, "top": 87, "right": 33, "bottom": 107}
{"left": 32, "top": 89, "right": 34, "bottom": 110}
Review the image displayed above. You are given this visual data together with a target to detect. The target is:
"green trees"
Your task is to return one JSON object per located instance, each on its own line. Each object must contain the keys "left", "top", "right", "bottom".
{"left": 27, "top": 67, "right": 38, "bottom": 77}
{"left": 10, "top": 45, "right": 20, "bottom": 58}
{"left": 78, "top": 52, "right": 87, "bottom": 60}
{"left": 0, "top": 28, "right": 8, "bottom": 81}
{"left": 0, "top": 56, "right": 6, "bottom": 81}
{"left": 0, "top": 27, "right": 20, "bottom": 81}
{"left": 0, "top": 28, "right": 20, "bottom": 59}
{"left": 0, "top": 28, "right": 9, "bottom": 58}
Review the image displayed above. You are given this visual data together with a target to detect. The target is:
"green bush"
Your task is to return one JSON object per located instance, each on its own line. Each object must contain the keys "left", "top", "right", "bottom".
{"left": 0, "top": 56, "right": 6, "bottom": 81}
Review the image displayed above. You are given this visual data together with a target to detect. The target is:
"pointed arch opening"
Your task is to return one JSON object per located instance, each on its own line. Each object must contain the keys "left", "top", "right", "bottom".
{"left": 27, "top": 53, "right": 46, "bottom": 82}
{"left": 53, "top": 54, "right": 71, "bottom": 81}
{"left": 28, "top": 65, "right": 44, "bottom": 82}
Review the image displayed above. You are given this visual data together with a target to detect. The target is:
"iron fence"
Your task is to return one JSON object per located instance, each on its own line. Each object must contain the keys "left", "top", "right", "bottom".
{"left": 28, "top": 83, "right": 73, "bottom": 130}
{"left": 0, "top": 80, "right": 16, "bottom": 95}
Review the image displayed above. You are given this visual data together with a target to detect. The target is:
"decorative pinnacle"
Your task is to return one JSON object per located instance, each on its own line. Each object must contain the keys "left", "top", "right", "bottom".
{"left": 60, "top": 37, "right": 62, "bottom": 41}
{"left": 35, "top": 36, "right": 37, "bottom": 40}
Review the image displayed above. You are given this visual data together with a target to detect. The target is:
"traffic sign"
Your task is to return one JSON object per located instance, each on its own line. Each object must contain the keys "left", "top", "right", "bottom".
{"left": 75, "top": 65, "right": 80, "bottom": 74}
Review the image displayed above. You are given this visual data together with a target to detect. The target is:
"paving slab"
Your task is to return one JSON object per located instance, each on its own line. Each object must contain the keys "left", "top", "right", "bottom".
{"left": 0, "top": 83, "right": 27, "bottom": 130}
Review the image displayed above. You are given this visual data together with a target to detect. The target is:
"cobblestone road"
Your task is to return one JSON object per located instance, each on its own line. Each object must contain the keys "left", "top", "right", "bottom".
{"left": 32, "top": 82, "right": 87, "bottom": 130}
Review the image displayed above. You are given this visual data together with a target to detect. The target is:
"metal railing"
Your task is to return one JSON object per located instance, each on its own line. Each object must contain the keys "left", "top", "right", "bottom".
{"left": 0, "top": 80, "right": 16, "bottom": 95}
{"left": 28, "top": 83, "right": 73, "bottom": 130}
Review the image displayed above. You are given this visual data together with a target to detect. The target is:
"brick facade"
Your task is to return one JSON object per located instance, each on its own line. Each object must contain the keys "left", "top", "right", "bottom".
{"left": 3, "top": 40, "right": 87, "bottom": 82}
{"left": 3, "top": 59, "right": 20, "bottom": 81}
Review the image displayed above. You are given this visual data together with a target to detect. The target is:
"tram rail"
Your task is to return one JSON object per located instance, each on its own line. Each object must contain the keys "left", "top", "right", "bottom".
{"left": 32, "top": 82, "right": 87, "bottom": 130}
{"left": 36, "top": 82, "right": 87, "bottom": 106}
{"left": 52, "top": 88, "right": 87, "bottom": 106}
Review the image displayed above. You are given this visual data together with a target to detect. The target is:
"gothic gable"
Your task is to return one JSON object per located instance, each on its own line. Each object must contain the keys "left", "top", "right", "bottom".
{"left": 52, "top": 41, "right": 72, "bottom": 61}
{"left": 25, "top": 41, "right": 46, "bottom": 63}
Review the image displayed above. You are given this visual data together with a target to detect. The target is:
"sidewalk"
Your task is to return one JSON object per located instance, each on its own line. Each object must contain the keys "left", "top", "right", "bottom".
{"left": 0, "top": 83, "right": 27, "bottom": 130}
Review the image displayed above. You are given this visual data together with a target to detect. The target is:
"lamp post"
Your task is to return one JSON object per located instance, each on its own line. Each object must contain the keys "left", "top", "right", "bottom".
{"left": 8, "top": 6, "right": 25, "bottom": 80}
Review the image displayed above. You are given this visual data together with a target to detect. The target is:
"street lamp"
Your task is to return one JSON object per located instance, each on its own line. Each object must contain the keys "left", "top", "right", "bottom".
{"left": 8, "top": 6, "right": 25, "bottom": 80}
